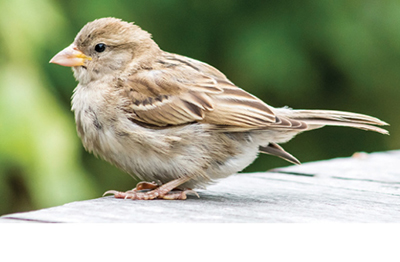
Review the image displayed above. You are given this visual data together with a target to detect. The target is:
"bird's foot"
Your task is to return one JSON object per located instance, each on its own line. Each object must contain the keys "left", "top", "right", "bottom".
{"left": 134, "top": 181, "right": 161, "bottom": 191}
{"left": 103, "top": 177, "right": 199, "bottom": 200}
{"left": 161, "top": 189, "right": 199, "bottom": 200}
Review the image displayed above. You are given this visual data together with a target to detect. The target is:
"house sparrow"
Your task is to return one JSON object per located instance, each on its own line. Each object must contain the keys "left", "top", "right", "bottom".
{"left": 50, "top": 17, "right": 388, "bottom": 200}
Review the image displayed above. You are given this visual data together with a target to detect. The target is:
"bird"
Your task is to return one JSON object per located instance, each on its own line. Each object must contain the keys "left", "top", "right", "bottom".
{"left": 50, "top": 17, "right": 388, "bottom": 200}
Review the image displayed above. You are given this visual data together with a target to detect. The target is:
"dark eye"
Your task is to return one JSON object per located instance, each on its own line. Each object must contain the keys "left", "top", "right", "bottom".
{"left": 95, "top": 43, "right": 106, "bottom": 52}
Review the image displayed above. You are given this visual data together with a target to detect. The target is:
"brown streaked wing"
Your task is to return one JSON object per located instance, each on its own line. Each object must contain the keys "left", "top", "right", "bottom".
{"left": 121, "top": 68, "right": 221, "bottom": 126}
{"left": 121, "top": 55, "right": 280, "bottom": 129}
{"left": 164, "top": 53, "right": 233, "bottom": 83}
{"left": 202, "top": 85, "right": 277, "bottom": 128}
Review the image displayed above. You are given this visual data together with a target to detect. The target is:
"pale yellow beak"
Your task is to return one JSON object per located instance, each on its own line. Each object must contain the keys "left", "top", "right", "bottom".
{"left": 49, "top": 44, "right": 91, "bottom": 67}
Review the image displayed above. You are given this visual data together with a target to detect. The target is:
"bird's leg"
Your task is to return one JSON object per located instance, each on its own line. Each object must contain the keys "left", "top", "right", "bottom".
{"left": 103, "top": 176, "right": 199, "bottom": 200}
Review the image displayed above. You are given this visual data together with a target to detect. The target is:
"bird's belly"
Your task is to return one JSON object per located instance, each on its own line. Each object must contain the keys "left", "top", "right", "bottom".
{"left": 83, "top": 121, "right": 207, "bottom": 184}
{"left": 74, "top": 102, "right": 261, "bottom": 188}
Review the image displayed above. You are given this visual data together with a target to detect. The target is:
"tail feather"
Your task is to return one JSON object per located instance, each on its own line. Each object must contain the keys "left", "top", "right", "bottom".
{"left": 258, "top": 108, "right": 388, "bottom": 165}
{"left": 297, "top": 119, "right": 388, "bottom": 134}
{"left": 259, "top": 143, "right": 300, "bottom": 165}
{"left": 276, "top": 108, "right": 389, "bottom": 135}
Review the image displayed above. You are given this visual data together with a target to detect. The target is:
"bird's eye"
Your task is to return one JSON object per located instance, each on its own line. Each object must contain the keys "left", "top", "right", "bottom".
{"left": 95, "top": 43, "right": 106, "bottom": 53}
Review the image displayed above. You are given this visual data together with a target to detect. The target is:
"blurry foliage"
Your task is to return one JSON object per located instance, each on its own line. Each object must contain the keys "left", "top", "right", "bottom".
{"left": 0, "top": 0, "right": 397, "bottom": 215}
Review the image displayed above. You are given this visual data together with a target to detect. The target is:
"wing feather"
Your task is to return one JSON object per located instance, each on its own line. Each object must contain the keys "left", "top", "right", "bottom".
{"left": 120, "top": 53, "right": 278, "bottom": 129}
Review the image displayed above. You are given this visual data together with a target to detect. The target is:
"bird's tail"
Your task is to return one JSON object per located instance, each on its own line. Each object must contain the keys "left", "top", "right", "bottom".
{"left": 276, "top": 108, "right": 389, "bottom": 135}
{"left": 259, "top": 108, "right": 388, "bottom": 164}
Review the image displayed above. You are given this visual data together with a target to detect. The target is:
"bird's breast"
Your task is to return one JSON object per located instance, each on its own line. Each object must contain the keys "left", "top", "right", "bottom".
{"left": 71, "top": 84, "right": 113, "bottom": 153}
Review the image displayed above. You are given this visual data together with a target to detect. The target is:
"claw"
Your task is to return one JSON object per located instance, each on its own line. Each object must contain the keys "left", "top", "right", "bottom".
{"left": 102, "top": 190, "right": 120, "bottom": 197}
{"left": 185, "top": 190, "right": 200, "bottom": 198}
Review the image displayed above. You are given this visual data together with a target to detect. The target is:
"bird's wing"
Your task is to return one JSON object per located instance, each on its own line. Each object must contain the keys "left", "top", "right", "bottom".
{"left": 119, "top": 54, "right": 303, "bottom": 130}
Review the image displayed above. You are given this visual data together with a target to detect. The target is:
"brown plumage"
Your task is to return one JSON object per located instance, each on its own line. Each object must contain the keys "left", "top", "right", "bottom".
{"left": 50, "top": 17, "right": 388, "bottom": 200}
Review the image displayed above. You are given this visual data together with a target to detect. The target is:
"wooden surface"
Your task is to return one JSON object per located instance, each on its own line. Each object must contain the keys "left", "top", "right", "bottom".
{"left": 1, "top": 150, "right": 399, "bottom": 222}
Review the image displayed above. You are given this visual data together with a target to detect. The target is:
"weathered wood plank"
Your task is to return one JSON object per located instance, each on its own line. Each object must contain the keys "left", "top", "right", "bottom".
{"left": 1, "top": 150, "right": 399, "bottom": 222}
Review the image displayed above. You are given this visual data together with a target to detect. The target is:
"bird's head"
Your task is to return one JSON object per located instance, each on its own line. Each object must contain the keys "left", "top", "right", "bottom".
{"left": 50, "top": 17, "right": 159, "bottom": 84}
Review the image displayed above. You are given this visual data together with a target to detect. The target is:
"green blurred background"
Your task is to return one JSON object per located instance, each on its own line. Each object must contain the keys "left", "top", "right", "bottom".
{"left": 0, "top": 0, "right": 397, "bottom": 215}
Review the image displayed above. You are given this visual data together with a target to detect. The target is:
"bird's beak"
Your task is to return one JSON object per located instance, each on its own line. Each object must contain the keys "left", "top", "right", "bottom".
{"left": 49, "top": 44, "right": 92, "bottom": 67}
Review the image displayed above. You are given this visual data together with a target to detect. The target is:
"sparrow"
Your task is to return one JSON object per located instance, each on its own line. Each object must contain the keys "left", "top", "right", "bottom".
{"left": 50, "top": 17, "right": 388, "bottom": 200}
